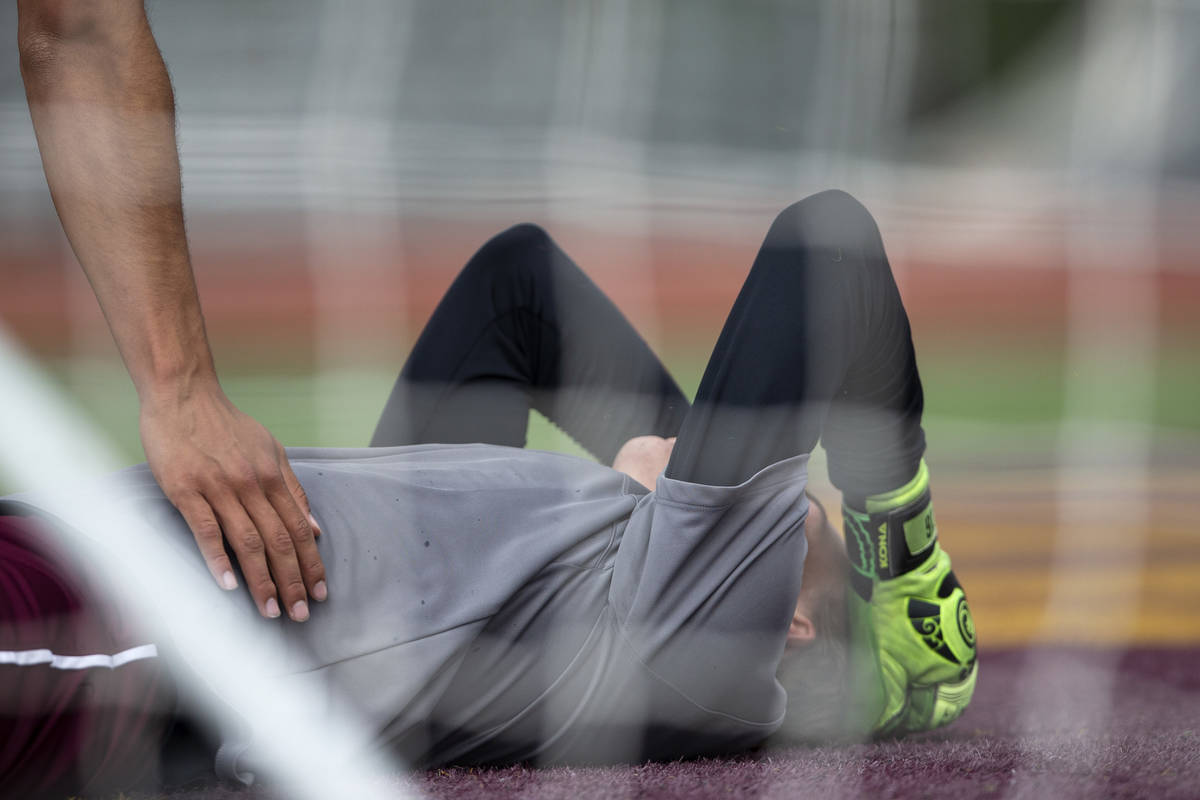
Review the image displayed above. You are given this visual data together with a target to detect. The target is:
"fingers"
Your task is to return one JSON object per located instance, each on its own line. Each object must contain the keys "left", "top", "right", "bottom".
{"left": 174, "top": 492, "right": 238, "bottom": 592}
{"left": 237, "top": 491, "right": 310, "bottom": 622}
{"left": 257, "top": 465, "right": 327, "bottom": 607}
{"left": 278, "top": 442, "right": 321, "bottom": 538}
{"left": 208, "top": 493, "right": 281, "bottom": 619}
{"left": 179, "top": 469, "right": 327, "bottom": 622}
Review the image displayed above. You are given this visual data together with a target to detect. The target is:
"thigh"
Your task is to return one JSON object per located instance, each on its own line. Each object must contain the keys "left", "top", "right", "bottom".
{"left": 666, "top": 190, "right": 924, "bottom": 490}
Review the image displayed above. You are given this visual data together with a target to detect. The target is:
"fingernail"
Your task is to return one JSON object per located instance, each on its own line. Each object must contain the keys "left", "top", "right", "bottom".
{"left": 221, "top": 571, "right": 237, "bottom": 591}
{"left": 291, "top": 600, "right": 310, "bottom": 622}
{"left": 313, "top": 580, "right": 328, "bottom": 602}
{"left": 265, "top": 597, "right": 281, "bottom": 618}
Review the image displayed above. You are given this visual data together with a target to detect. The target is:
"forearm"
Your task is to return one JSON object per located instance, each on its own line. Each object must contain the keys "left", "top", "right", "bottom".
{"left": 17, "top": 3, "right": 326, "bottom": 620}
{"left": 19, "top": 2, "right": 216, "bottom": 401}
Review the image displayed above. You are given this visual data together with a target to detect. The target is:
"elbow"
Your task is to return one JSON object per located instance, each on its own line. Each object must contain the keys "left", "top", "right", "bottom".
{"left": 19, "top": 0, "right": 104, "bottom": 39}
{"left": 18, "top": 31, "right": 65, "bottom": 80}
{"left": 17, "top": 0, "right": 139, "bottom": 78}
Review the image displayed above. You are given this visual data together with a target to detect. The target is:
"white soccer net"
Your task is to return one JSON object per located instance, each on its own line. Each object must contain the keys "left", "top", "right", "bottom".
{"left": 1, "top": 0, "right": 1197, "bottom": 795}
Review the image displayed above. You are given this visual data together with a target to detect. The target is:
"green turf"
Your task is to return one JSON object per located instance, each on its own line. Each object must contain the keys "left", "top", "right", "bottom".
{"left": 918, "top": 340, "right": 1200, "bottom": 430}
{"left": 918, "top": 347, "right": 1066, "bottom": 425}
{"left": 1154, "top": 346, "right": 1200, "bottom": 432}
{"left": 1, "top": 341, "right": 1195, "bottom": 496}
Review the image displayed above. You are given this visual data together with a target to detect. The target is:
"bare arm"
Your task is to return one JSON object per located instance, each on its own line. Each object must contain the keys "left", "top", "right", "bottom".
{"left": 17, "top": 0, "right": 325, "bottom": 620}
{"left": 612, "top": 436, "right": 676, "bottom": 490}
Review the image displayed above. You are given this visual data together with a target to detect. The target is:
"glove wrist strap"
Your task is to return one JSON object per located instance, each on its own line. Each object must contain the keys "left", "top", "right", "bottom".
{"left": 844, "top": 488, "right": 939, "bottom": 582}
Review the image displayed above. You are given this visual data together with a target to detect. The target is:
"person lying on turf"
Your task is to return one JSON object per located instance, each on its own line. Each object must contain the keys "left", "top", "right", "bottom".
{"left": 0, "top": 190, "right": 977, "bottom": 795}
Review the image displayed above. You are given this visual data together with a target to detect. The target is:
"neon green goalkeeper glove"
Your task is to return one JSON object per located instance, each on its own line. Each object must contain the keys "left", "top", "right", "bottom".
{"left": 842, "top": 460, "right": 978, "bottom": 737}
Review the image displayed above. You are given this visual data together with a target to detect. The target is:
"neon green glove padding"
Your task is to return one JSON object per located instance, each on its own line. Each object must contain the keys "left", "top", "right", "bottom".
{"left": 842, "top": 460, "right": 978, "bottom": 737}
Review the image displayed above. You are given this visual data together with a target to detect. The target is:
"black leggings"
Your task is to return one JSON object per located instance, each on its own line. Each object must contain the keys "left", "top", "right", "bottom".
{"left": 371, "top": 190, "right": 925, "bottom": 500}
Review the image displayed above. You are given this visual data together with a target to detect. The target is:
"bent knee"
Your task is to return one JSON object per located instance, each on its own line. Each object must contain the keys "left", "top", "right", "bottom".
{"left": 796, "top": 189, "right": 871, "bottom": 222}
{"left": 456, "top": 222, "right": 559, "bottom": 299}
{"left": 473, "top": 223, "right": 555, "bottom": 270}
{"left": 482, "top": 223, "right": 554, "bottom": 262}
{"left": 768, "top": 190, "right": 879, "bottom": 254}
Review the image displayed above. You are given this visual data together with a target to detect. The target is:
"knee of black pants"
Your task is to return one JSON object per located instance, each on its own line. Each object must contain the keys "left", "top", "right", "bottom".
{"left": 461, "top": 222, "right": 559, "bottom": 311}
{"left": 765, "top": 189, "right": 882, "bottom": 271}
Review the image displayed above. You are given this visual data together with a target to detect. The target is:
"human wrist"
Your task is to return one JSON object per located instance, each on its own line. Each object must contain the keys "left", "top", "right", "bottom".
{"left": 843, "top": 460, "right": 938, "bottom": 582}
{"left": 128, "top": 307, "right": 220, "bottom": 403}
{"left": 137, "top": 354, "right": 222, "bottom": 411}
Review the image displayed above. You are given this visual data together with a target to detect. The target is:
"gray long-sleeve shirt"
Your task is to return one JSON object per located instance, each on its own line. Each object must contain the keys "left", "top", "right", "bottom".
{"left": 10, "top": 443, "right": 811, "bottom": 770}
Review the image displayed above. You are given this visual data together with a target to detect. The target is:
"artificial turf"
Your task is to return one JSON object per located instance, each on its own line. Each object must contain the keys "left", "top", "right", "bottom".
{"left": 109, "top": 646, "right": 1199, "bottom": 800}
{"left": 22, "top": 335, "right": 1200, "bottom": 478}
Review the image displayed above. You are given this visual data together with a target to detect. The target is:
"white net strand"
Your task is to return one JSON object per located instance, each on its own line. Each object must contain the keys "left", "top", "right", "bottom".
{"left": 0, "top": 323, "right": 419, "bottom": 800}
{"left": 303, "top": 0, "right": 416, "bottom": 449}
{"left": 1007, "top": 2, "right": 1172, "bottom": 796}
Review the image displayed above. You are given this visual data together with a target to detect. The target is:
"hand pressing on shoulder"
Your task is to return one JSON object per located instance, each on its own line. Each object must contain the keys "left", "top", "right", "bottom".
{"left": 612, "top": 435, "right": 677, "bottom": 491}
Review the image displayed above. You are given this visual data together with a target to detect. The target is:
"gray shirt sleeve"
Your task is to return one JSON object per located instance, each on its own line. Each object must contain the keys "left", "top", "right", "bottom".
{"left": 608, "top": 454, "right": 811, "bottom": 727}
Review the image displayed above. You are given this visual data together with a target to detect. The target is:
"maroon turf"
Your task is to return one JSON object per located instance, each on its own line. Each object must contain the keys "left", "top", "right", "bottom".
{"left": 103, "top": 645, "right": 1200, "bottom": 800}
{"left": 407, "top": 646, "right": 1200, "bottom": 800}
